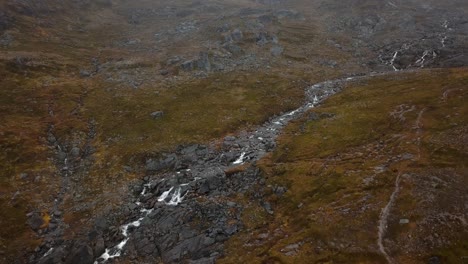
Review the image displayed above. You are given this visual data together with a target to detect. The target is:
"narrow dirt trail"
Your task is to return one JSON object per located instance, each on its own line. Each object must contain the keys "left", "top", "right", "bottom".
{"left": 377, "top": 172, "right": 401, "bottom": 264}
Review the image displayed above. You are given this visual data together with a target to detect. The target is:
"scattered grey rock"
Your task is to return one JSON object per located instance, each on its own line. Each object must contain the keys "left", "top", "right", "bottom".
{"left": 262, "top": 201, "right": 274, "bottom": 215}
{"left": 166, "top": 56, "right": 182, "bottom": 66}
{"left": 20, "top": 172, "right": 28, "bottom": 180}
{"left": 150, "top": 111, "right": 164, "bottom": 119}
{"left": 273, "top": 186, "right": 287, "bottom": 196}
{"left": 160, "top": 69, "right": 169, "bottom": 76}
{"left": 0, "top": 32, "right": 14, "bottom": 47}
{"left": 70, "top": 147, "right": 80, "bottom": 158}
{"left": 11, "top": 191, "right": 20, "bottom": 200}
{"left": 181, "top": 60, "right": 195, "bottom": 71}
{"left": 123, "top": 166, "right": 133, "bottom": 172}
{"left": 232, "top": 29, "right": 243, "bottom": 41}
{"left": 401, "top": 153, "right": 415, "bottom": 160}
{"left": 225, "top": 28, "right": 243, "bottom": 43}
{"left": 196, "top": 52, "right": 211, "bottom": 71}
{"left": 79, "top": 70, "right": 91, "bottom": 78}
{"left": 270, "top": 45, "right": 284, "bottom": 56}
{"left": 399, "top": 219, "right": 410, "bottom": 224}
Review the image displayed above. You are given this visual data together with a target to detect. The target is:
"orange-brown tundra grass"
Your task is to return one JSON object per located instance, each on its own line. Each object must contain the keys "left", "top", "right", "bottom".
{"left": 220, "top": 68, "right": 468, "bottom": 264}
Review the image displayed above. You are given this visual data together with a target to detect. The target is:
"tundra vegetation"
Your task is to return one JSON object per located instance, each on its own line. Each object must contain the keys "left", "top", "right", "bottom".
{"left": 0, "top": 0, "right": 466, "bottom": 263}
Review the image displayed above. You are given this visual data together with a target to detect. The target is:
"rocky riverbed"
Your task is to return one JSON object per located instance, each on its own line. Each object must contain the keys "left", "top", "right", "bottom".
{"left": 35, "top": 70, "right": 367, "bottom": 264}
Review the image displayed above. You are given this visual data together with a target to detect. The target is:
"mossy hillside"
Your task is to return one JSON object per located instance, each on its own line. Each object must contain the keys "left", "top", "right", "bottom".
{"left": 86, "top": 71, "right": 307, "bottom": 158}
{"left": 221, "top": 68, "right": 468, "bottom": 264}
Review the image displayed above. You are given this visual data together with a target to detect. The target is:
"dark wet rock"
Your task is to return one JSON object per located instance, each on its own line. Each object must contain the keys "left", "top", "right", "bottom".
{"left": 94, "top": 217, "right": 109, "bottom": 231}
{"left": 198, "top": 181, "right": 210, "bottom": 194}
{"left": 194, "top": 168, "right": 226, "bottom": 193}
{"left": 220, "top": 151, "right": 236, "bottom": 163}
{"left": 163, "top": 234, "right": 207, "bottom": 262}
{"left": 38, "top": 246, "right": 67, "bottom": 264}
{"left": 93, "top": 236, "right": 105, "bottom": 257}
{"left": 180, "top": 144, "right": 199, "bottom": 155}
{"left": 66, "top": 244, "right": 94, "bottom": 264}
{"left": 439, "top": 54, "right": 468, "bottom": 68}
{"left": 47, "top": 133, "right": 57, "bottom": 144}
{"left": 150, "top": 111, "right": 164, "bottom": 119}
{"left": 427, "top": 256, "right": 442, "bottom": 264}
{"left": 28, "top": 212, "right": 45, "bottom": 231}
{"left": 135, "top": 237, "right": 157, "bottom": 255}
{"left": 189, "top": 256, "right": 216, "bottom": 264}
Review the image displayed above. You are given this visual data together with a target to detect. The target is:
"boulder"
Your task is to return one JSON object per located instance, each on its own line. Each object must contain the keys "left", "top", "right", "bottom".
{"left": 224, "top": 44, "right": 243, "bottom": 56}
{"left": 66, "top": 244, "right": 94, "bottom": 264}
{"left": 160, "top": 69, "right": 169, "bottom": 76}
{"left": 79, "top": 70, "right": 91, "bottom": 78}
{"left": 150, "top": 111, "right": 164, "bottom": 119}
{"left": 27, "top": 212, "right": 45, "bottom": 231}
{"left": 94, "top": 236, "right": 105, "bottom": 257}
{"left": 231, "top": 29, "right": 243, "bottom": 41}
{"left": 181, "top": 60, "right": 195, "bottom": 71}
{"left": 270, "top": 45, "right": 284, "bottom": 56}
{"left": 196, "top": 52, "right": 211, "bottom": 71}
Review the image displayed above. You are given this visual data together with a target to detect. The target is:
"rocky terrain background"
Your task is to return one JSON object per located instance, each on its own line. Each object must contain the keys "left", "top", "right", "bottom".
{"left": 0, "top": 0, "right": 467, "bottom": 263}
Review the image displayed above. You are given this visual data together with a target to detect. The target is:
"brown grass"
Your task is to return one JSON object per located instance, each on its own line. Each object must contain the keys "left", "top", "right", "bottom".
{"left": 220, "top": 68, "right": 468, "bottom": 264}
